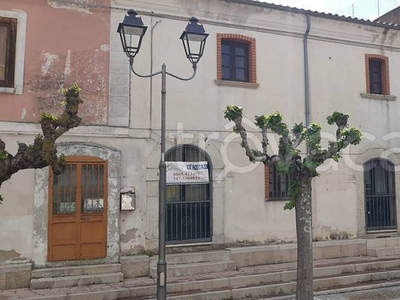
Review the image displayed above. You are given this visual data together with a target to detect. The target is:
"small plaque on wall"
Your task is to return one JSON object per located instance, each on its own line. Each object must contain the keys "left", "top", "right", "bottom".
{"left": 120, "top": 187, "right": 135, "bottom": 211}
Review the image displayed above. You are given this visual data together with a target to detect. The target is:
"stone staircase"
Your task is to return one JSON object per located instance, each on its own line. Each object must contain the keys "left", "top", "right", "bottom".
{"left": 30, "top": 263, "right": 123, "bottom": 289}
{"left": 162, "top": 257, "right": 400, "bottom": 299}
{"left": 367, "top": 236, "right": 400, "bottom": 257}
{"left": 149, "top": 250, "right": 236, "bottom": 278}
{"left": 26, "top": 255, "right": 400, "bottom": 300}
{"left": 5, "top": 238, "right": 400, "bottom": 299}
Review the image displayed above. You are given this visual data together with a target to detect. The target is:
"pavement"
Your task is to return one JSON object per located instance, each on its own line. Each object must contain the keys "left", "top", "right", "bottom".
{"left": 316, "top": 285, "right": 400, "bottom": 300}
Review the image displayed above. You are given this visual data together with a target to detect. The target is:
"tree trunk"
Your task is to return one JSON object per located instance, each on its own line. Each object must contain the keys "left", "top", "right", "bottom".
{"left": 295, "top": 177, "right": 313, "bottom": 300}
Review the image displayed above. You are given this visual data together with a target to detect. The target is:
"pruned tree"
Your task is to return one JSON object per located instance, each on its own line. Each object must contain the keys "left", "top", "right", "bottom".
{"left": 224, "top": 106, "right": 362, "bottom": 300}
{"left": 0, "top": 84, "right": 83, "bottom": 203}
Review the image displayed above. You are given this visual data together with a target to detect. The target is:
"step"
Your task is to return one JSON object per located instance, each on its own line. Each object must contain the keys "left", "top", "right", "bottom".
{"left": 228, "top": 239, "right": 367, "bottom": 267}
{"left": 8, "top": 257, "right": 400, "bottom": 299}
{"left": 149, "top": 250, "right": 231, "bottom": 266}
{"left": 30, "top": 271, "right": 123, "bottom": 289}
{"left": 367, "top": 246, "right": 400, "bottom": 257}
{"left": 140, "top": 258, "right": 400, "bottom": 298}
{"left": 31, "top": 263, "right": 122, "bottom": 279}
{"left": 66, "top": 267, "right": 400, "bottom": 300}
{"left": 165, "top": 268, "right": 400, "bottom": 299}
{"left": 366, "top": 237, "right": 400, "bottom": 248}
{"left": 149, "top": 260, "right": 237, "bottom": 278}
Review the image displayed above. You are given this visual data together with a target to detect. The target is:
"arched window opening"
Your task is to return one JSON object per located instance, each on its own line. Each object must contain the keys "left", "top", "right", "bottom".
{"left": 165, "top": 145, "right": 212, "bottom": 244}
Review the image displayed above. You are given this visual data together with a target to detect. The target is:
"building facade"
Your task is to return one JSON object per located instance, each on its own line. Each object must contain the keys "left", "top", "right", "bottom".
{"left": 1, "top": 0, "right": 400, "bottom": 281}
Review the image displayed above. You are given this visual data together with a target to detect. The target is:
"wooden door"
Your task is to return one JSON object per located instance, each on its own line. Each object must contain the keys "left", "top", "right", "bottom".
{"left": 48, "top": 157, "right": 108, "bottom": 261}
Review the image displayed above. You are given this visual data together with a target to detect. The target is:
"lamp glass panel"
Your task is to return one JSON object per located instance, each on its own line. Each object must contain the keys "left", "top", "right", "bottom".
{"left": 186, "top": 33, "right": 206, "bottom": 42}
{"left": 187, "top": 40, "right": 202, "bottom": 56}
{"left": 124, "top": 26, "right": 145, "bottom": 36}
{"left": 123, "top": 34, "right": 141, "bottom": 50}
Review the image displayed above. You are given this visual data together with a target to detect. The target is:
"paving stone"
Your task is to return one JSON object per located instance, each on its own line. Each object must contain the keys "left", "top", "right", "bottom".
{"left": 316, "top": 285, "right": 400, "bottom": 300}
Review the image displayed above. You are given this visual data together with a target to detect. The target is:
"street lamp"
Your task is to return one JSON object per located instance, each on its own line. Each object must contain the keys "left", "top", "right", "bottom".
{"left": 118, "top": 10, "right": 208, "bottom": 300}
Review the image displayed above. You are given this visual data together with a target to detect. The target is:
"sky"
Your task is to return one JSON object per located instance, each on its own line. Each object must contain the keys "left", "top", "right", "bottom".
{"left": 260, "top": 0, "right": 400, "bottom": 21}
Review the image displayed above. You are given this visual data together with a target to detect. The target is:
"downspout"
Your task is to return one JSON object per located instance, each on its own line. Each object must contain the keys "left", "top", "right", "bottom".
{"left": 150, "top": 18, "right": 162, "bottom": 136}
{"left": 303, "top": 14, "right": 311, "bottom": 129}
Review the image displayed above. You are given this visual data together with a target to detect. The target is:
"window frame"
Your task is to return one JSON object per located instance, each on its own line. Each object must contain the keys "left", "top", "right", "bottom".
{"left": 365, "top": 54, "right": 390, "bottom": 96}
{"left": 221, "top": 40, "right": 250, "bottom": 82}
{"left": 49, "top": 156, "right": 108, "bottom": 216}
{"left": 217, "top": 33, "right": 257, "bottom": 84}
{"left": 0, "top": 17, "right": 17, "bottom": 89}
{"left": 0, "top": 10, "right": 27, "bottom": 95}
{"left": 265, "top": 165, "right": 292, "bottom": 201}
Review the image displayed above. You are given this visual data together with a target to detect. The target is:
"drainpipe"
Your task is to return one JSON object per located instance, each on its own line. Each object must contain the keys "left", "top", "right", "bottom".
{"left": 150, "top": 18, "right": 162, "bottom": 136}
{"left": 303, "top": 14, "right": 311, "bottom": 129}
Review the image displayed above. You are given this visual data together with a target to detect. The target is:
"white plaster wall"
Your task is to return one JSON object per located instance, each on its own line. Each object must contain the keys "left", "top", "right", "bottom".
{"left": 110, "top": 0, "right": 400, "bottom": 243}
{"left": 4, "top": 0, "right": 400, "bottom": 261}
{"left": 0, "top": 134, "right": 35, "bottom": 260}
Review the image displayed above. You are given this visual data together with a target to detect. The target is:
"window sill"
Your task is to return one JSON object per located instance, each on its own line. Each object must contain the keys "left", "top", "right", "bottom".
{"left": 0, "top": 87, "right": 15, "bottom": 94}
{"left": 360, "top": 93, "right": 396, "bottom": 101}
{"left": 266, "top": 197, "right": 292, "bottom": 202}
{"left": 214, "top": 80, "right": 259, "bottom": 89}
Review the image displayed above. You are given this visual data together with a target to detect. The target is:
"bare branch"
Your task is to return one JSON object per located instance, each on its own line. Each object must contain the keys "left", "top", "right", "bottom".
{"left": 0, "top": 84, "right": 83, "bottom": 199}
{"left": 232, "top": 115, "right": 267, "bottom": 163}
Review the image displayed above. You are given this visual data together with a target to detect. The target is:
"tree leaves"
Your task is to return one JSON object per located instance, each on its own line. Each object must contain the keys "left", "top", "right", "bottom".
{"left": 224, "top": 105, "right": 243, "bottom": 121}
{"left": 225, "top": 106, "right": 362, "bottom": 199}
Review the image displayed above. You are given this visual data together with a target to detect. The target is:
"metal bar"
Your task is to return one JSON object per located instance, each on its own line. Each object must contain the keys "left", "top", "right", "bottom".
{"left": 185, "top": 203, "right": 188, "bottom": 240}
{"left": 190, "top": 201, "right": 193, "bottom": 240}
{"left": 175, "top": 202, "right": 178, "bottom": 241}
{"left": 157, "top": 63, "right": 167, "bottom": 300}
{"left": 194, "top": 202, "right": 198, "bottom": 239}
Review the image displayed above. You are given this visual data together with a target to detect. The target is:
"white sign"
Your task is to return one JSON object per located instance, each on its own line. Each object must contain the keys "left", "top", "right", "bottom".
{"left": 166, "top": 161, "right": 209, "bottom": 184}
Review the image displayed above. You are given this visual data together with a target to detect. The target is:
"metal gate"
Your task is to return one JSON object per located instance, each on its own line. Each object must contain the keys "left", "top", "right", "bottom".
{"left": 364, "top": 158, "right": 397, "bottom": 231}
{"left": 165, "top": 145, "right": 212, "bottom": 244}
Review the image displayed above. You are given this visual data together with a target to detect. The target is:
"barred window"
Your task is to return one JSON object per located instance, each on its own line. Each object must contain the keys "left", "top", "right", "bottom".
{"left": 265, "top": 165, "right": 291, "bottom": 200}
{"left": 50, "top": 158, "right": 107, "bottom": 215}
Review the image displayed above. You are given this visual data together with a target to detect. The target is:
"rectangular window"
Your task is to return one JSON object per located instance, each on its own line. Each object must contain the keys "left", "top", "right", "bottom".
{"left": 369, "top": 59, "right": 382, "bottom": 94}
{"left": 365, "top": 54, "right": 389, "bottom": 96}
{"left": 221, "top": 41, "right": 249, "bottom": 82}
{"left": 51, "top": 160, "right": 106, "bottom": 215}
{"left": 0, "top": 17, "right": 17, "bottom": 88}
{"left": 217, "top": 34, "right": 257, "bottom": 84}
{"left": 265, "top": 165, "right": 291, "bottom": 200}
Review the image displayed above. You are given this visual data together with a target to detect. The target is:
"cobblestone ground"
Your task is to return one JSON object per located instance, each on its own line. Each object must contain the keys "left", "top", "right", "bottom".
{"left": 315, "top": 285, "right": 400, "bottom": 300}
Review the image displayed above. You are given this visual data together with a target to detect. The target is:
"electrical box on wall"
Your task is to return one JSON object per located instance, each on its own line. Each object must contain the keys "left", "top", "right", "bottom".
{"left": 120, "top": 187, "right": 136, "bottom": 211}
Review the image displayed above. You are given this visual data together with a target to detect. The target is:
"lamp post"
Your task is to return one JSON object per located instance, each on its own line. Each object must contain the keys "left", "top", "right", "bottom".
{"left": 118, "top": 10, "right": 208, "bottom": 300}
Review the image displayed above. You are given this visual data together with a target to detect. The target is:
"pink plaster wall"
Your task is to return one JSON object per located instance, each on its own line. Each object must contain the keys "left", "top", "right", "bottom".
{"left": 0, "top": 0, "right": 110, "bottom": 124}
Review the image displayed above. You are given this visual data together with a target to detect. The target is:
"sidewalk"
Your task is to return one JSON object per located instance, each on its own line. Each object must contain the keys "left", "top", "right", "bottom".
{"left": 1, "top": 255, "right": 400, "bottom": 299}
{"left": 316, "top": 285, "right": 400, "bottom": 300}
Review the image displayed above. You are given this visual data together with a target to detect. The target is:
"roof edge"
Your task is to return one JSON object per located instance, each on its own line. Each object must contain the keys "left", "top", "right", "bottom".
{"left": 226, "top": 0, "right": 400, "bottom": 30}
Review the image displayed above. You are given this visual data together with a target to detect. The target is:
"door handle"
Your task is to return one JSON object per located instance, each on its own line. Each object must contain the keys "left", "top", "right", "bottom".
{"left": 81, "top": 216, "right": 90, "bottom": 221}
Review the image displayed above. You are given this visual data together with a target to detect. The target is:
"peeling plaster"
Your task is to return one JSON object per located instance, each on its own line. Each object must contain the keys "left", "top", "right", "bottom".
{"left": 21, "top": 108, "right": 27, "bottom": 120}
{"left": 121, "top": 228, "right": 138, "bottom": 243}
{"left": 61, "top": 50, "right": 71, "bottom": 86}
{"left": 47, "top": 0, "right": 92, "bottom": 14}
{"left": 62, "top": 50, "right": 71, "bottom": 83}
{"left": 0, "top": 249, "right": 21, "bottom": 262}
{"left": 41, "top": 52, "right": 59, "bottom": 76}
{"left": 31, "top": 47, "right": 108, "bottom": 124}
{"left": 100, "top": 44, "right": 110, "bottom": 52}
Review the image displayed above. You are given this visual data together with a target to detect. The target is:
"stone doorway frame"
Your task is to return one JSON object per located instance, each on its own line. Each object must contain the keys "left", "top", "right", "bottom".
{"left": 32, "top": 142, "right": 121, "bottom": 267}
